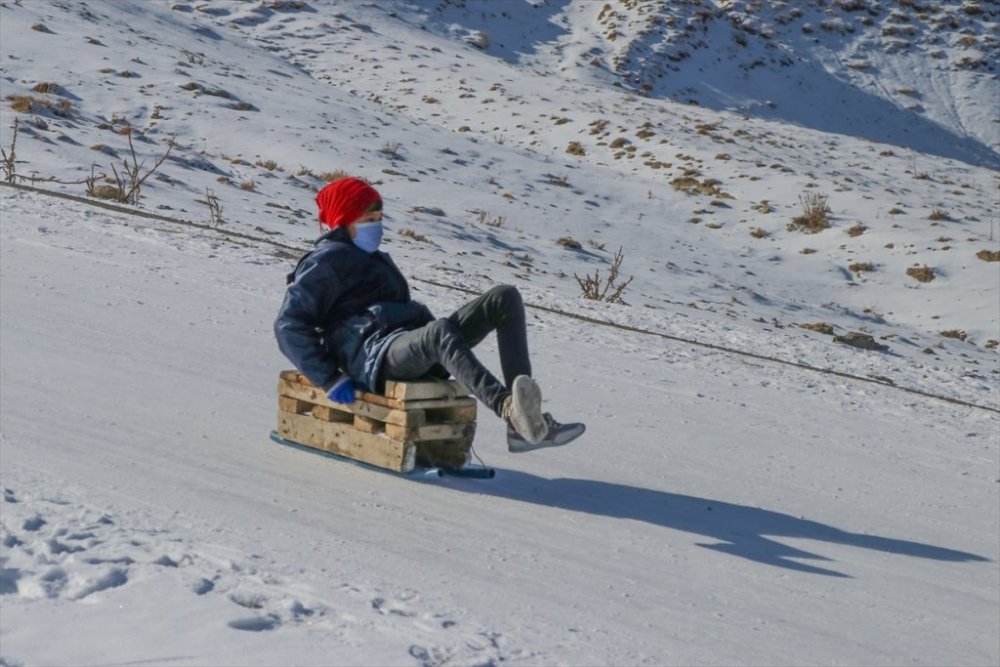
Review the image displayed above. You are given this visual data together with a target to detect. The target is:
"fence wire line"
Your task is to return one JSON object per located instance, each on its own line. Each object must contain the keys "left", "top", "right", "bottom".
{"left": 3, "top": 181, "right": 997, "bottom": 415}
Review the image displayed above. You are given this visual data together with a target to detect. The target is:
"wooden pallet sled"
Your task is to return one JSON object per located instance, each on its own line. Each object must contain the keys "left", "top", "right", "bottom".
{"left": 276, "top": 370, "right": 477, "bottom": 473}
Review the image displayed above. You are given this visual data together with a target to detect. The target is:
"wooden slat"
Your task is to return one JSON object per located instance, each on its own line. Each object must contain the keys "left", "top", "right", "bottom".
{"left": 358, "top": 391, "right": 477, "bottom": 413}
{"left": 278, "top": 396, "right": 311, "bottom": 415}
{"left": 353, "top": 415, "right": 382, "bottom": 434}
{"left": 278, "top": 373, "right": 422, "bottom": 427}
{"left": 355, "top": 391, "right": 405, "bottom": 410}
{"left": 282, "top": 370, "right": 469, "bottom": 403}
{"left": 384, "top": 380, "right": 469, "bottom": 401}
{"left": 385, "top": 422, "right": 476, "bottom": 443}
{"left": 352, "top": 400, "right": 424, "bottom": 427}
{"left": 277, "top": 410, "right": 415, "bottom": 473}
{"left": 311, "top": 404, "right": 354, "bottom": 424}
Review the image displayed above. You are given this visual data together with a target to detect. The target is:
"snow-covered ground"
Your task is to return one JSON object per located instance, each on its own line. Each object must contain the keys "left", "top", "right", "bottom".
{"left": 1, "top": 1, "right": 998, "bottom": 665}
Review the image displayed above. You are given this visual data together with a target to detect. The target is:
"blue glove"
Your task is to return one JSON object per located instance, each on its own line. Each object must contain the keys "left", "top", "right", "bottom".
{"left": 327, "top": 376, "right": 356, "bottom": 404}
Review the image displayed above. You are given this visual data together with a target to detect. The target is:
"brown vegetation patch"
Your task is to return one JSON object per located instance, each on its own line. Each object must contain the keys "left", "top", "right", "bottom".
{"left": 787, "top": 193, "right": 830, "bottom": 233}
{"left": 800, "top": 322, "right": 834, "bottom": 335}
{"left": 906, "top": 265, "right": 935, "bottom": 282}
{"left": 975, "top": 249, "right": 1000, "bottom": 262}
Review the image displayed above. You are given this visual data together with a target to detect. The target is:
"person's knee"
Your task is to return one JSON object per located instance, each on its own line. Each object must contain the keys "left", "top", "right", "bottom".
{"left": 488, "top": 284, "right": 522, "bottom": 307}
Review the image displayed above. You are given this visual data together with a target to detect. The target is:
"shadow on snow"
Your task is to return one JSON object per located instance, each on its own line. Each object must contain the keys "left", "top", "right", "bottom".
{"left": 453, "top": 470, "right": 989, "bottom": 578}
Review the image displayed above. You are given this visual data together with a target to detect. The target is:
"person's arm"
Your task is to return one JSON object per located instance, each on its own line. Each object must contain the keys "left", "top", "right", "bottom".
{"left": 274, "top": 252, "right": 344, "bottom": 390}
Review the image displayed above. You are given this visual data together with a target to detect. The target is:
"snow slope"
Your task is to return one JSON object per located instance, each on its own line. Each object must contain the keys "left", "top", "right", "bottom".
{"left": 1, "top": 1, "right": 998, "bottom": 665}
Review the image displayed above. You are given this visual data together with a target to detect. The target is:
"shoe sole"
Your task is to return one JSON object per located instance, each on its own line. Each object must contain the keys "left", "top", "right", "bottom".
{"left": 510, "top": 376, "right": 547, "bottom": 444}
{"left": 508, "top": 423, "right": 585, "bottom": 453}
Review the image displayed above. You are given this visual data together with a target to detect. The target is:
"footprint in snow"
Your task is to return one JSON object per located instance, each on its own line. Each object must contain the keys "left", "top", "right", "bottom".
{"left": 228, "top": 615, "right": 280, "bottom": 632}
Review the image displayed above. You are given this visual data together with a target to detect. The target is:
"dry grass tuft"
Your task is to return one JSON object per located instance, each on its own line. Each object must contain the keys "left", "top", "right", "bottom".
{"left": 398, "top": 228, "right": 429, "bottom": 243}
{"left": 846, "top": 223, "right": 867, "bottom": 237}
{"left": 928, "top": 208, "right": 950, "bottom": 221}
{"left": 90, "top": 184, "right": 123, "bottom": 200}
{"left": 566, "top": 141, "right": 586, "bottom": 156}
{"left": 787, "top": 193, "right": 830, "bottom": 233}
{"left": 975, "top": 249, "right": 1000, "bottom": 262}
{"left": 906, "top": 265, "right": 935, "bottom": 282}
{"left": 476, "top": 211, "right": 505, "bottom": 228}
{"left": 800, "top": 322, "right": 834, "bottom": 335}
{"left": 849, "top": 262, "right": 876, "bottom": 274}
{"left": 670, "top": 176, "right": 732, "bottom": 199}
{"left": 749, "top": 227, "right": 768, "bottom": 239}
{"left": 940, "top": 329, "right": 967, "bottom": 341}
{"left": 6, "top": 94, "right": 73, "bottom": 118}
{"left": 318, "top": 170, "right": 351, "bottom": 182}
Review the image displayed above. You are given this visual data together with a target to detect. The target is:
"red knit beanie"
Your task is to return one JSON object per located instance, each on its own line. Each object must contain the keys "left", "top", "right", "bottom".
{"left": 315, "top": 177, "right": 382, "bottom": 229}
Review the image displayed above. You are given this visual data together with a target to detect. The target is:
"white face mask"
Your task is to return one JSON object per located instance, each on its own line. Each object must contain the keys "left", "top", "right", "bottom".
{"left": 353, "top": 222, "right": 384, "bottom": 253}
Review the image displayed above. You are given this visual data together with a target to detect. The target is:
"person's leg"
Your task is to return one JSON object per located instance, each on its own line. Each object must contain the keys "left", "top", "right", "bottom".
{"left": 380, "top": 318, "right": 509, "bottom": 417}
{"left": 447, "top": 285, "right": 531, "bottom": 388}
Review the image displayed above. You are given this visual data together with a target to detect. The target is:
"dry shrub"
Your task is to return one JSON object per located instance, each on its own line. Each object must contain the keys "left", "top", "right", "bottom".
{"left": 6, "top": 94, "right": 73, "bottom": 118}
{"left": 575, "top": 247, "right": 633, "bottom": 304}
{"left": 398, "top": 228, "right": 429, "bottom": 243}
{"left": 985, "top": 339, "right": 998, "bottom": 350}
{"left": 670, "top": 176, "right": 732, "bottom": 198}
{"left": 255, "top": 159, "right": 280, "bottom": 171}
{"left": 975, "top": 249, "right": 1000, "bottom": 262}
{"left": 467, "top": 30, "right": 489, "bottom": 50}
{"left": 800, "top": 322, "right": 834, "bottom": 335}
{"left": 800, "top": 247, "right": 817, "bottom": 255}
{"left": 318, "top": 169, "right": 350, "bottom": 182}
{"left": 787, "top": 193, "right": 830, "bottom": 233}
{"left": 846, "top": 223, "right": 867, "bottom": 237}
{"left": 906, "top": 265, "right": 935, "bottom": 282}
{"left": 240, "top": 180, "right": 257, "bottom": 191}
{"left": 749, "top": 227, "right": 768, "bottom": 239}
{"left": 31, "top": 82, "right": 60, "bottom": 94}
{"left": 6, "top": 95, "right": 34, "bottom": 113}
{"left": 476, "top": 211, "right": 505, "bottom": 227}
{"left": 940, "top": 329, "right": 967, "bottom": 341}
{"left": 928, "top": 208, "right": 950, "bottom": 221}
{"left": 566, "top": 141, "right": 586, "bottom": 156}
{"left": 90, "top": 184, "right": 123, "bottom": 200}
{"left": 849, "top": 262, "right": 876, "bottom": 274}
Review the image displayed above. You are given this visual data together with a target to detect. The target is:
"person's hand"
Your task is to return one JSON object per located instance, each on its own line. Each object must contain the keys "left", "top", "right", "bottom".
{"left": 327, "top": 376, "right": 356, "bottom": 404}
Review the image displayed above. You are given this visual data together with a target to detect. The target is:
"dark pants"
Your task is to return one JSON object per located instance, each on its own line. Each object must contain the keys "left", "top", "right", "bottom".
{"left": 379, "top": 285, "right": 531, "bottom": 417}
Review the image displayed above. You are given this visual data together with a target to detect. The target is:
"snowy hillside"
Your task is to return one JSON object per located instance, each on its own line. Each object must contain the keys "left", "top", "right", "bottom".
{"left": 1, "top": 1, "right": 998, "bottom": 665}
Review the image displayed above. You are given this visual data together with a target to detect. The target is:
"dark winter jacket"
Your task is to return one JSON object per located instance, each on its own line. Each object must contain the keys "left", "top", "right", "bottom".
{"left": 274, "top": 227, "right": 434, "bottom": 392}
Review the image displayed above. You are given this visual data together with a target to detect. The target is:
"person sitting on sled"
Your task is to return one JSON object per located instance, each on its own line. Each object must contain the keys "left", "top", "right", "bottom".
{"left": 274, "top": 177, "right": 584, "bottom": 452}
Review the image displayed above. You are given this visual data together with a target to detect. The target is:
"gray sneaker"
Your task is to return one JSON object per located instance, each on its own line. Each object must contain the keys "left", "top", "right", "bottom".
{"left": 508, "top": 413, "right": 585, "bottom": 453}
{"left": 502, "top": 375, "right": 547, "bottom": 445}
